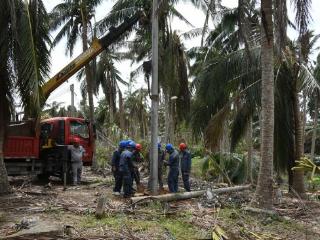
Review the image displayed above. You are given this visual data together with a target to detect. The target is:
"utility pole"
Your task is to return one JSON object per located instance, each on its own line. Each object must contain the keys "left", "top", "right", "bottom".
{"left": 70, "top": 84, "right": 75, "bottom": 117}
{"left": 150, "top": 0, "right": 159, "bottom": 195}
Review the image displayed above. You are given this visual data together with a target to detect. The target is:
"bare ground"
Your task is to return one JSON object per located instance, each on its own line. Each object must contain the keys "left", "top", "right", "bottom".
{"left": 1, "top": 169, "right": 320, "bottom": 239}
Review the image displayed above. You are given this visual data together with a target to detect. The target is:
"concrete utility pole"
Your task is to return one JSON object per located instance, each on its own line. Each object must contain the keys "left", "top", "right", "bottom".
{"left": 70, "top": 84, "right": 75, "bottom": 117}
{"left": 150, "top": 0, "right": 159, "bottom": 195}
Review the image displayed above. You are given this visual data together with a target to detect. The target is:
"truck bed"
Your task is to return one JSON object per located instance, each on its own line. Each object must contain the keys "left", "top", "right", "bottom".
{"left": 4, "top": 136, "right": 39, "bottom": 159}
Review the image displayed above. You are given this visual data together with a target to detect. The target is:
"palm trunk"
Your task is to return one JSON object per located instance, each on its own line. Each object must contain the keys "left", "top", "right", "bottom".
{"left": 292, "top": 82, "right": 306, "bottom": 197}
{"left": 164, "top": 94, "right": 170, "bottom": 143}
{"left": 80, "top": 3, "right": 97, "bottom": 169}
{"left": 253, "top": 0, "right": 274, "bottom": 209}
{"left": 311, "top": 92, "right": 318, "bottom": 159}
{"left": 0, "top": 85, "right": 10, "bottom": 194}
{"left": 302, "top": 93, "right": 307, "bottom": 153}
{"left": 0, "top": 134, "right": 10, "bottom": 194}
{"left": 247, "top": 117, "right": 253, "bottom": 183}
{"left": 119, "top": 90, "right": 124, "bottom": 134}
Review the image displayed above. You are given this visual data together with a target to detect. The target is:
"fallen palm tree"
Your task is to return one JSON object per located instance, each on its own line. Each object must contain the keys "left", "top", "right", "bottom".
{"left": 130, "top": 185, "right": 251, "bottom": 204}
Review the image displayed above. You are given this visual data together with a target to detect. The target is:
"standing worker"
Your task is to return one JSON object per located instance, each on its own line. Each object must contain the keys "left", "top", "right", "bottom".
{"left": 119, "top": 140, "right": 135, "bottom": 198}
{"left": 132, "top": 143, "right": 144, "bottom": 192}
{"left": 179, "top": 143, "right": 191, "bottom": 192}
{"left": 164, "top": 144, "right": 179, "bottom": 193}
{"left": 111, "top": 140, "right": 126, "bottom": 195}
{"left": 68, "top": 137, "right": 85, "bottom": 186}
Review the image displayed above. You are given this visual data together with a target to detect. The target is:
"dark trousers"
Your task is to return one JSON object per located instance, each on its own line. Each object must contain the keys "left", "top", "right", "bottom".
{"left": 182, "top": 172, "right": 191, "bottom": 192}
{"left": 132, "top": 167, "right": 140, "bottom": 185}
{"left": 158, "top": 167, "right": 163, "bottom": 188}
{"left": 168, "top": 168, "right": 179, "bottom": 193}
{"left": 113, "top": 170, "right": 123, "bottom": 192}
{"left": 122, "top": 172, "right": 133, "bottom": 197}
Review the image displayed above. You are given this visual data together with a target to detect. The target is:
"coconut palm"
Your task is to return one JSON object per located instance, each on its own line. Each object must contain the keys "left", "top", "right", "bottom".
{"left": 49, "top": 0, "right": 102, "bottom": 129}
{"left": 97, "top": 0, "right": 192, "bottom": 142}
{"left": 0, "top": 0, "right": 51, "bottom": 194}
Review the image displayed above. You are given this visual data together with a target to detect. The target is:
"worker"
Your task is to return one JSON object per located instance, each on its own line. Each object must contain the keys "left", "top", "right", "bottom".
{"left": 179, "top": 143, "right": 191, "bottom": 192}
{"left": 119, "top": 140, "right": 135, "bottom": 198}
{"left": 111, "top": 140, "right": 126, "bottom": 195}
{"left": 158, "top": 143, "right": 165, "bottom": 190}
{"left": 68, "top": 137, "right": 85, "bottom": 186}
{"left": 131, "top": 143, "right": 143, "bottom": 190}
{"left": 164, "top": 144, "right": 179, "bottom": 193}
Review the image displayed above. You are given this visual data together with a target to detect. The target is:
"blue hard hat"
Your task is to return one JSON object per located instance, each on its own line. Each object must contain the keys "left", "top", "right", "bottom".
{"left": 165, "top": 143, "right": 174, "bottom": 152}
{"left": 158, "top": 143, "right": 161, "bottom": 149}
{"left": 119, "top": 140, "right": 127, "bottom": 148}
{"left": 127, "top": 140, "right": 136, "bottom": 148}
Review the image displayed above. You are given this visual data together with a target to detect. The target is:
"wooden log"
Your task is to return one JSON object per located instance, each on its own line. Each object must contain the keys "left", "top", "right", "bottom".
{"left": 242, "top": 206, "right": 277, "bottom": 216}
{"left": 131, "top": 185, "right": 251, "bottom": 204}
{"left": 95, "top": 193, "right": 108, "bottom": 218}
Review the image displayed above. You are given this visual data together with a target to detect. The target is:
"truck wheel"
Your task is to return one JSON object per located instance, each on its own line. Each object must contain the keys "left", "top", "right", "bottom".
{"left": 37, "top": 173, "right": 50, "bottom": 182}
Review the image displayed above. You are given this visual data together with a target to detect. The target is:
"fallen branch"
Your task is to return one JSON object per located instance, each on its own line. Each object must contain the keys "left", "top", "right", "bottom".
{"left": 130, "top": 185, "right": 251, "bottom": 204}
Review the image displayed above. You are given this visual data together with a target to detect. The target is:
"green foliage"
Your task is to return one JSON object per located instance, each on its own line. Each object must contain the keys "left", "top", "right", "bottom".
{"left": 1, "top": 0, "right": 51, "bottom": 117}
{"left": 200, "top": 152, "right": 258, "bottom": 184}
{"left": 95, "top": 144, "right": 112, "bottom": 168}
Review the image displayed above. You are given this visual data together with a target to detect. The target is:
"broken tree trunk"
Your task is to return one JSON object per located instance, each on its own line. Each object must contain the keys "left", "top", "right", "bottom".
{"left": 131, "top": 185, "right": 251, "bottom": 204}
{"left": 95, "top": 193, "right": 108, "bottom": 218}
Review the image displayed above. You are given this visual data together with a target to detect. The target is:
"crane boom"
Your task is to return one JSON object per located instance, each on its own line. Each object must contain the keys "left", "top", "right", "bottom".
{"left": 42, "top": 13, "right": 141, "bottom": 100}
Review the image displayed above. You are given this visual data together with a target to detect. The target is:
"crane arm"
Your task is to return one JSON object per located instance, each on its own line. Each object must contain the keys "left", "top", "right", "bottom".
{"left": 42, "top": 13, "right": 141, "bottom": 100}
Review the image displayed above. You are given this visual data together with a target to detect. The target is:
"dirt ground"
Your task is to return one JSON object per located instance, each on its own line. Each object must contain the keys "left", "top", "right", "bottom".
{"left": 1, "top": 168, "right": 320, "bottom": 240}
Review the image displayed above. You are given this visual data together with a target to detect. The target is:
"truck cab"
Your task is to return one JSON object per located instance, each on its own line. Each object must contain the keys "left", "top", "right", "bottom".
{"left": 40, "top": 117, "right": 94, "bottom": 165}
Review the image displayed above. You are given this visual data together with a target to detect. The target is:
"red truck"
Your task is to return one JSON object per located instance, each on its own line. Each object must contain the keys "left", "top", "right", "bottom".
{"left": 4, "top": 117, "right": 95, "bottom": 179}
{"left": 3, "top": 14, "right": 141, "bottom": 180}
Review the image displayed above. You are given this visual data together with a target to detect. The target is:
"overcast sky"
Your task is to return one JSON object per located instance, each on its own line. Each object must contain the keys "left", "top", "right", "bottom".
{"left": 43, "top": 0, "right": 320, "bottom": 109}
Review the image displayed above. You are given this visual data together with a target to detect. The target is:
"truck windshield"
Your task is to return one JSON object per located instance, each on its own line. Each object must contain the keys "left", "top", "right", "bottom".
{"left": 70, "top": 121, "right": 89, "bottom": 139}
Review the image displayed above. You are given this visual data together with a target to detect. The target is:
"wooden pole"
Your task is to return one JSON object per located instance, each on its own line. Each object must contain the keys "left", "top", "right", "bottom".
{"left": 150, "top": 0, "right": 159, "bottom": 195}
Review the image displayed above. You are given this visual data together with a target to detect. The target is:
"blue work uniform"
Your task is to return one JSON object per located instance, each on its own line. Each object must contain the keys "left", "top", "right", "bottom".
{"left": 180, "top": 150, "right": 192, "bottom": 192}
{"left": 119, "top": 149, "right": 134, "bottom": 197}
{"left": 111, "top": 149, "right": 123, "bottom": 192}
{"left": 167, "top": 149, "right": 180, "bottom": 193}
{"left": 158, "top": 149, "right": 165, "bottom": 188}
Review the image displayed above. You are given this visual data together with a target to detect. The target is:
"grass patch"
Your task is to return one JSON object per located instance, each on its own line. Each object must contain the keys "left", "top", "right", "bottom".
{"left": 191, "top": 156, "right": 205, "bottom": 178}
{"left": 159, "top": 217, "right": 200, "bottom": 239}
{"left": 0, "top": 213, "right": 6, "bottom": 223}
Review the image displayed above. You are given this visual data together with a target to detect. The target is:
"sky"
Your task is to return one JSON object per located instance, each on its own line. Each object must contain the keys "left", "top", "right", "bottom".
{"left": 43, "top": 0, "right": 320, "bottom": 109}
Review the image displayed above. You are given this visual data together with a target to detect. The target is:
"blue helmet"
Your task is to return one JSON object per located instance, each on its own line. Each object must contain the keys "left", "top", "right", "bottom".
{"left": 127, "top": 140, "right": 136, "bottom": 149}
{"left": 158, "top": 143, "right": 162, "bottom": 149}
{"left": 119, "top": 140, "right": 127, "bottom": 148}
{"left": 165, "top": 143, "right": 174, "bottom": 152}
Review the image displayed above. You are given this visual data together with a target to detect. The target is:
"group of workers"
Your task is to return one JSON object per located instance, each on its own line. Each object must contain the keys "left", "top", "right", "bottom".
{"left": 111, "top": 140, "right": 192, "bottom": 198}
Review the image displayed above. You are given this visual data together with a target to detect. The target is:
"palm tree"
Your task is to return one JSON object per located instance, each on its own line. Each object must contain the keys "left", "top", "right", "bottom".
{"left": 49, "top": 0, "right": 102, "bottom": 131}
{"left": 97, "top": 0, "right": 192, "bottom": 140}
{"left": 311, "top": 54, "right": 320, "bottom": 159}
{"left": 0, "top": 0, "right": 51, "bottom": 194}
{"left": 42, "top": 101, "right": 64, "bottom": 117}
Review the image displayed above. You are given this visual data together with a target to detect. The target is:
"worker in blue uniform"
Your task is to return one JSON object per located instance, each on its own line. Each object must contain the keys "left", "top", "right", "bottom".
{"left": 164, "top": 144, "right": 180, "bottom": 193}
{"left": 119, "top": 140, "right": 135, "bottom": 198}
{"left": 179, "top": 143, "right": 191, "bottom": 192}
{"left": 111, "top": 140, "right": 126, "bottom": 195}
